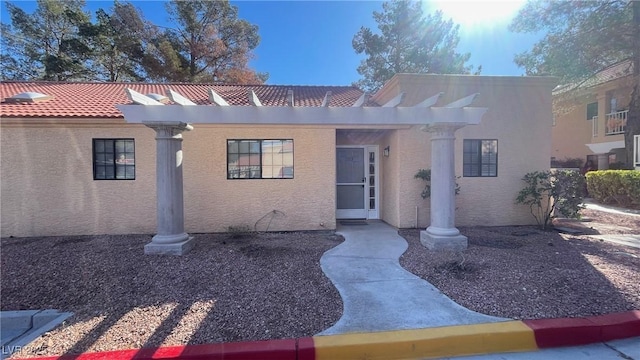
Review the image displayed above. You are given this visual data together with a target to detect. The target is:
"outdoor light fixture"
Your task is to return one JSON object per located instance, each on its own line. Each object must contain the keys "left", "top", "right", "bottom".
{"left": 384, "top": 146, "right": 390, "bottom": 157}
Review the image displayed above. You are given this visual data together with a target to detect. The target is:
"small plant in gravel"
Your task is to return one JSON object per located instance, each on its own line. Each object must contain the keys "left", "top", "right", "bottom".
{"left": 227, "top": 225, "right": 254, "bottom": 239}
{"left": 516, "top": 170, "right": 585, "bottom": 231}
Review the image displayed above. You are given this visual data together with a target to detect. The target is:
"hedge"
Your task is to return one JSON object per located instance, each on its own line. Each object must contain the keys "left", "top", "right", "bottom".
{"left": 586, "top": 170, "right": 640, "bottom": 207}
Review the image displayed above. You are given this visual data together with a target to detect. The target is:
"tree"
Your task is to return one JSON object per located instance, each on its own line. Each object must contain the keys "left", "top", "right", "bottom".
{"left": 80, "top": 2, "right": 151, "bottom": 82}
{"left": 352, "top": 0, "right": 476, "bottom": 93}
{"left": 143, "top": 0, "right": 267, "bottom": 83}
{"left": 1, "top": 0, "right": 93, "bottom": 81}
{"left": 510, "top": 0, "right": 640, "bottom": 169}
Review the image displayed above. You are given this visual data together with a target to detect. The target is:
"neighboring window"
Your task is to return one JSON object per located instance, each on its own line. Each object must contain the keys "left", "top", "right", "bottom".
{"left": 586, "top": 102, "right": 598, "bottom": 120}
{"left": 93, "top": 139, "right": 135, "bottom": 180}
{"left": 463, "top": 139, "right": 497, "bottom": 177}
{"left": 610, "top": 97, "right": 617, "bottom": 113}
{"left": 227, "top": 139, "right": 294, "bottom": 179}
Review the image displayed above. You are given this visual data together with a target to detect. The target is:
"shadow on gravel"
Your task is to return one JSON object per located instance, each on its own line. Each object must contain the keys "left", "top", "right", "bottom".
{"left": 398, "top": 226, "right": 640, "bottom": 320}
{"left": 0, "top": 232, "right": 344, "bottom": 358}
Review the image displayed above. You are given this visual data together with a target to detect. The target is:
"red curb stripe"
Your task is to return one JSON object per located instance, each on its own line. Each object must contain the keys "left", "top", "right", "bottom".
{"left": 12, "top": 339, "right": 299, "bottom": 360}
{"left": 524, "top": 310, "right": 640, "bottom": 348}
{"left": 296, "top": 337, "right": 315, "bottom": 360}
{"left": 590, "top": 310, "right": 640, "bottom": 342}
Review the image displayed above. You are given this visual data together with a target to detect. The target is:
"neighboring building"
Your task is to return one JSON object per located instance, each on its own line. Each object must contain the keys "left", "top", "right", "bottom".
{"left": 1, "top": 75, "right": 556, "bottom": 239}
{"left": 552, "top": 60, "right": 634, "bottom": 169}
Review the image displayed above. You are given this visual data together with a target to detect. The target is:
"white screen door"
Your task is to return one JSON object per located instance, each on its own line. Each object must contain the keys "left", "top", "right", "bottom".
{"left": 336, "top": 147, "right": 367, "bottom": 219}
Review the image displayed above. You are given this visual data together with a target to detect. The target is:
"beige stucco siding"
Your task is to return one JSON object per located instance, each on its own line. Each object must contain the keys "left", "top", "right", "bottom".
{"left": 1, "top": 123, "right": 336, "bottom": 237}
{"left": 380, "top": 130, "right": 400, "bottom": 227}
{"left": 395, "top": 128, "right": 431, "bottom": 228}
{"left": 552, "top": 75, "right": 633, "bottom": 163}
{"left": 552, "top": 96, "right": 596, "bottom": 161}
{"left": 182, "top": 126, "right": 336, "bottom": 233}
{"left": 463, "top": 81, "right": 551, "bottom": 226}
{"left": 1, "top": 123, "right": 156, "bottom": 237}
{"left": 379, "top": 75, "right": 556, "bottom": 227}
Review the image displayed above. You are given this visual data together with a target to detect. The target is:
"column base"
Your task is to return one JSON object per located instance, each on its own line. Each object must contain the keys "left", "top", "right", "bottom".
{"left": 145, "top": 236, "right": 195, "bottom": 255}
{"left": 420, "top": 230, "right": 468, "bottom": 251}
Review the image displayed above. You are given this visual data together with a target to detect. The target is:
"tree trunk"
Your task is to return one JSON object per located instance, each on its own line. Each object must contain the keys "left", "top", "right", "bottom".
{"left": 624, "top": 0, "right": 640, "bottom": 168}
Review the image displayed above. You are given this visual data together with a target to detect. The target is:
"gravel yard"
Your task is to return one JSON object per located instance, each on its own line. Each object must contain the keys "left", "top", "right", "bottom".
{"left": 400, "top": 208, "right": 640, "bottom": 319}
{"left": 1, "top": 231, "right": 343, "bottom": 358}
{"left": 2, "top": 206, "right": 639, "bottom": 358}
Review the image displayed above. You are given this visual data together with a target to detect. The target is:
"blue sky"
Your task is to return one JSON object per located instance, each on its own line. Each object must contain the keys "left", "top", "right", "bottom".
{"left": 1, "top": 1, "right": 542, "bottom": 85}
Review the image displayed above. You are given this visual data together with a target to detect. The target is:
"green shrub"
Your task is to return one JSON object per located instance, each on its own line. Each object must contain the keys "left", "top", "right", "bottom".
{"left": 515, "top": 170, "right": 585, "bottom": 230}
{"left": 586, "top": 170, "right": 640, "bottom": 207}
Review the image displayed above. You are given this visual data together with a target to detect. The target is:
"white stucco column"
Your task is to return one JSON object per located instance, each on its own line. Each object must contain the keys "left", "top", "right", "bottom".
{"left": 420, "top": 123, "right": 468, "bottom": 251}
{"left": 144, "top": 122, "right": 194, "bottom": 255}
{"left": 596, "top": 153, "right": 609, "bottom": 170}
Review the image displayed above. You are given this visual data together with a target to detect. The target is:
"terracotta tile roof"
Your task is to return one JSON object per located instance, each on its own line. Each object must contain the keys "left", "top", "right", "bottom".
{"left": 0, "top": 82, "right": 365, "bottom": 119}
{"left": 553, "top": 59, "right": 634, "bottom": 95}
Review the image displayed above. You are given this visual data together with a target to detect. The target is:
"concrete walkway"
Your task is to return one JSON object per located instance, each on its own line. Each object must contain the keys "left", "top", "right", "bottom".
{"left": 0, "top": 309, "right": 72, "bottom": 359}
{"left": 318, "top": 221, "right": 506, "bottom": 336}
{"left": 583, "top": 198, "right": 640, "bottom": 216}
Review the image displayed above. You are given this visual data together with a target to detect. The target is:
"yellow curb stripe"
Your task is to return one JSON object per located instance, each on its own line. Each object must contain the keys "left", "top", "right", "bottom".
{"left": 313, "top": 321, "right": 537, "bottom": 360}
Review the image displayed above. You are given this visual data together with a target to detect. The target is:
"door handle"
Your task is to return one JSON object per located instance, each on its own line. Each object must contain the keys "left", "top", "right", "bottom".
{"left": 362, "top": 177, "right": 366, "bottom": 182}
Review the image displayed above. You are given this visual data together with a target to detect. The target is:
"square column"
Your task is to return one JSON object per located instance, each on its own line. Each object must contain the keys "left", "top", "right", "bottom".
{"left": 420, "top": 123, "right": 468, "bottom": 251}
{"left": 144, "top": 122, "right": 194, "bottom": 255}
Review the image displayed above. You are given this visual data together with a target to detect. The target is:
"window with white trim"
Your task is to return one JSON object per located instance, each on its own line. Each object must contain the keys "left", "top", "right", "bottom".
{"left": 463, "top": 139, "right": 497, "bottom": 177}
{"left": 227, "top": 139, "right": 294, "bottom": 179}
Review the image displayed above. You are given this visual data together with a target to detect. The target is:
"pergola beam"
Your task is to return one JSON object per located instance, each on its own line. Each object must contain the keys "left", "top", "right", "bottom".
{"left": 249, "top": 90, "right": 263, "bottom": 106}
{"left": 208, "top": 89, "right": 230, "bottom": 106}
{"left": 382, "top": 92, "right": 405, "bottom": 107}
{"left": 414, "top": 92, "right": 443, "bottom": 108}
{"left": 352, "top": 93, "right": 366, "bottom": 107}
{"left": 445, "top": 93, "right": 479, "bottom": 108}
{"left": 286, "top": 90, "right": 294, "bottom": 107}
{"left": 125, "top": 88, "right": 164, "bottom": 106}
{"left": 117, "top": 104, "right": 487, "bottom": 126}
{"left": 166, "top": 89, "right": 196, "bottom": 105}
{"left": 321, "top": 91, "right": 332, "bottom": 107}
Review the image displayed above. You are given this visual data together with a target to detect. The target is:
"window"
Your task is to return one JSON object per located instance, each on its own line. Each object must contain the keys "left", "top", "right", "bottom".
{"left": 227, "top": 140, "right": 294, "bottom": 179}
{"left": 463, "top": 139, "right": 497, "bottom": 177}
{"left": 610, "top": 97, "right": 617, "bottom": 113}
{"left": 586, "top": 102, "right": 598, "bottom": 120}
{"left": 93, "top": 139, "right": 135, "bottom": 180}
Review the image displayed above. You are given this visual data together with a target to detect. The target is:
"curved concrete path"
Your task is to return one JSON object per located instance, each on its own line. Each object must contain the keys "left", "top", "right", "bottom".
{"left": 318, "top": 221, "right": 507, "bottom": 335}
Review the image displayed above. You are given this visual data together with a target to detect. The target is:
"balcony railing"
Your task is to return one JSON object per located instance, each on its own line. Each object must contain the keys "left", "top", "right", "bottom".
{"left": 605, "top": 110, "right": 628, "bottom": 135}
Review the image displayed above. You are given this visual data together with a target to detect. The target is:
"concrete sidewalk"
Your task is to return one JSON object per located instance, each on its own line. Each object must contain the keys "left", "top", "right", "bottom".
{"left": 318, "top": 221, "right": 506, "bottom": 335}
{"left": 1, "top": 310, "right": 72, "bottom": 359}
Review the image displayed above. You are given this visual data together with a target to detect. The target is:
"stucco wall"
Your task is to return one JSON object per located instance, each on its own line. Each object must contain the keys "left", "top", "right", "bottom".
{"left": 552, "top": 76, "right": 633, "bottom": 162}
{"left": 0, "top": 122, "right": 336, "bottom": 237}
{"left": 380, "top": 130, "right": 400, "bottom": 227}
{"left": 378, "top": 75, "right": 557, "bottom": 227}
{"left": 1, "top": 122, "right": 157, "bottom": 237}
{"left": 182, "top": 125, "right": 336, "bottom": 233}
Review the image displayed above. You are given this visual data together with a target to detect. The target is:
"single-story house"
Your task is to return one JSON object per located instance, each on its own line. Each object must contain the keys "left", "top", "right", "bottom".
{"left": 1, "top": 74, "right": 556, "bottom": 253}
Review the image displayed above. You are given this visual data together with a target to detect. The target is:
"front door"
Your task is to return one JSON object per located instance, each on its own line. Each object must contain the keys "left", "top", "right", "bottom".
{"left": 336, "top": 146, "right": 378, "bottom": 219}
